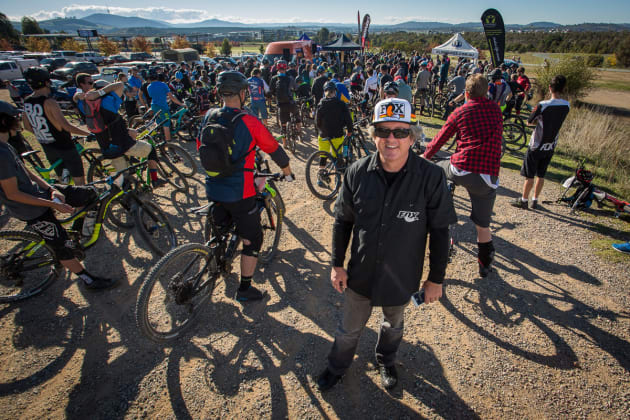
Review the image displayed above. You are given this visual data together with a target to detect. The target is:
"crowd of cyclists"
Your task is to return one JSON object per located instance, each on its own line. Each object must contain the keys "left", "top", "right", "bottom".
{"left": 0, "top": 47, "right": 553, "bottom": 296}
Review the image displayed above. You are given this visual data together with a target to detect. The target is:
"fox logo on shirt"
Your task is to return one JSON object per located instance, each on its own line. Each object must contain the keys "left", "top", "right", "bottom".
{"left": 397, "top": 210, "right": 420, "bottom": 223}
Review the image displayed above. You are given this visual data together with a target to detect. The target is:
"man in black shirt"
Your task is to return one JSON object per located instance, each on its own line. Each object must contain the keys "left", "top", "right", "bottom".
{"left": 511, "top": 75, "right": 570, "bottom": 209}
{"left": 316, "top": 98, "right": 456, "bottom": 392}
{"left": 311, "top": 67, "right": 328, "bottom": 105}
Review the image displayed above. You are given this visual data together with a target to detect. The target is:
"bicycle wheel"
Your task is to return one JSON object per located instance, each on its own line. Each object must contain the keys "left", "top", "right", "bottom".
{"left": 135, "top": 200, "right": 177, "bottom": 256}
{"left": 86, "top": 156, "right": 114, "bottom": 183}
{"left": 305, "top": 151, "right": 341, "bottom": 200}
{"left": 136, "top": 243, "right": 218, "bottom": 342}
{"left": 502, "top": 123, "right": 527, "bottom": 153}
{"left": 162, "top": 143, "right": 197, "bottom": 178}
{"left": 300, "top": 103, "right": 311, "bottom": 128}
{"left": 106, "top": 194, "right": 135, "bottom": 229}
{"left": 259, "top": 193, "right": 284, "bottom": 265}
{"left": 156, "top": 156, "right": 188, "bottom": 192}
{"left": 175, "top": 115, "right": 197, "bottom": 142}
{"left": 0, "top": 230, "right": 60, "bottom": 303}
{"left": 431, "top": 94, "right": 448, "bottom": 119}
{"left": 503, "top": 114, "right": 526, "bottom": 131}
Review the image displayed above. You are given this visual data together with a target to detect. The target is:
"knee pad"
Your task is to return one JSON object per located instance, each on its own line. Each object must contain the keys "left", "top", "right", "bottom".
{"left": 241, "top": 228, "right": 263, "bottom": 257}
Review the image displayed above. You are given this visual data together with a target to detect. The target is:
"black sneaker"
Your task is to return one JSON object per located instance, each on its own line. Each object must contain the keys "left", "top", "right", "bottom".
{"left": 235, "top": 285, "right": 266, "bottom": 302}
{"left": 151, "top": 178, "right": 168, "bottom": 189}
{"left": 83, "top": 275, "right": 118, "bottom": 290}
{"left": 510, "top": 198, "right": 528, "bottom": 209}
{"left": 378, "top": 365, "right": 398, "bottom": 390}
{"left": 530, "top": 199, "right": 538, "bottom": 210}
{"left": 478, "top": 250, "right": 495, "bottom": 278}
{"left": 316, "top": 368, "right": 342, "bottom": 391}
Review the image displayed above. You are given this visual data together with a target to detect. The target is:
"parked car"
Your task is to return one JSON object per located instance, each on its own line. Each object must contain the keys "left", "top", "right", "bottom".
{"left": 51, "top": 50, "right": 80, "bottom": 62}
{"left": 0, "top": 60, "right": 22, "bottom": 81}
{"left": 106, "top": 55, "right": 130, "bottom": 64}
{"left": 214, "top": 56, "right": 238, "bottom": 66}
{"left": 76, "top": 52, "right": 104, "bottom": 64}
{"left": 97, "top": 66, "right": 132, "bottom": 83}
{"left": 8, "top": 79, "right": 32, "bottom": 96}
{"left": 127, "top": 52, "right": 155, "bottom": 61}
{"left": 52, "top": 61, "right": 99, "bottom": 80}
{"left": 39, "top": 58, "right": 68, "bottom": 72}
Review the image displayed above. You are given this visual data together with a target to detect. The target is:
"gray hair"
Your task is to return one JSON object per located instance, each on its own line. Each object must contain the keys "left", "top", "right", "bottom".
{"left": 368, "top": 123, "right": 424, "bottom": 142}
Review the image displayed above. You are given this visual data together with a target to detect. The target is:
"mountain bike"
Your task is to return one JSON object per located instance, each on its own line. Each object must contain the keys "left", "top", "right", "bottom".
{"left": 304, "top": 121, "right": 372, "bottom": 200}
{"left": 21, "top": 137, "right": 106, "bottom": 185}
{"left": 282, "top": 113, "right": 300, "bottom": 154}
{"left": 135, "top": 161, "right": 285, "bottom": 342}
{"left": 0, "top": 161, "right": 177, "bottom": 303}
{"left": 559, "top": 160, "right": 630, "bottom": 217}
{"left": 298, "top": 95, "right": 315, "bottom": 128}
{"left": 502, "top": 122, "right": 527, "bottom": 154}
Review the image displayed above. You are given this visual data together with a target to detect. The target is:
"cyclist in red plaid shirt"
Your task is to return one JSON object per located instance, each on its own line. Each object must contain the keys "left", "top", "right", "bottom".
{"left": 423, "top": 74, "right": 502, "bottom": 277}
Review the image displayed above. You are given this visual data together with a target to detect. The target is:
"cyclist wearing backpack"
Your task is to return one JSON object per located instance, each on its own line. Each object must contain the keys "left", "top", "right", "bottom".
{"left": 21, "top": 67, "right": 89, "bottom": 186}
{"left": 270, "top": 60, "right": 301, "bottom": 140}
{"left": 74, "top": 75, "right": 165, "bottom": 188}
{"left": 199, "top": 71, "right": 295, "bottom": 302}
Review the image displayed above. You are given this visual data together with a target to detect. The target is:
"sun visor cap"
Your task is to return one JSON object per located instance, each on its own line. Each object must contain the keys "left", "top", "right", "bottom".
{"left": 372, "top": 98, "right": 416, "bottom": 125}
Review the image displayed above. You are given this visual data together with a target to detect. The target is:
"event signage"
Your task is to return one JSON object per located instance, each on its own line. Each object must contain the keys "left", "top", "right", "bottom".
{"left": 77, "top": 29, "right": 98, "bottom": 38}
{"left": 480, "top": 8, "right": 505, "bottom": 67}
{"left": 361, "top": 14, "right": 371, "bottom": 49}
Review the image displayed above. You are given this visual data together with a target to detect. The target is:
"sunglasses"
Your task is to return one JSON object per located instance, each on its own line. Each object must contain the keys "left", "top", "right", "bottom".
{"left": 374, "top": 127, "right": 411, "bottom": 139}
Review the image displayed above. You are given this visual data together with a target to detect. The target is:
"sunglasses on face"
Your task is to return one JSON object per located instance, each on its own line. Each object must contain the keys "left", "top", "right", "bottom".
{"left": 374, "top": 127, "right": 411, "bottom": 139}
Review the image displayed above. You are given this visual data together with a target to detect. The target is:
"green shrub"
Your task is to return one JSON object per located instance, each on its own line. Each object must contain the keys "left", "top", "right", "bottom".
{"left": 534, "top": 56, "right": 596, "bottom": 100}
{"left": 586, "top": 55, "right": 604, "bottom": 67}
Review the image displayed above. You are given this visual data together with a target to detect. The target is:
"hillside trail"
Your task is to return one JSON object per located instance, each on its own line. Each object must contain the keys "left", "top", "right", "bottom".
{"left": 0, "top": 119, "right": 629, "bottom": 419}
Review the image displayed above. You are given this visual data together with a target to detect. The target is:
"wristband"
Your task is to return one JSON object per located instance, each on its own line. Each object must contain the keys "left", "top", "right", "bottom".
{"left": 98, "top": 89, "right": 106, "bottom": 97}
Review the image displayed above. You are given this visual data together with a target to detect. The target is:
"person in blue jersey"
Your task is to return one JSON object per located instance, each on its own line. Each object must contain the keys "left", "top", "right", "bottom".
{"left": 147, "top": 73, "right": 184, "bottom": 143}
{"left": 247, "top": 68, "right": 270, "bottom": 126}
{"left": 127, "top": 67, "right": 145, "bottom": 108}
{"left": 74, "top": 75, "right": 165, "bottom": 188}
{"left": 330, "top": 74, "right": 350, "bottom": 104}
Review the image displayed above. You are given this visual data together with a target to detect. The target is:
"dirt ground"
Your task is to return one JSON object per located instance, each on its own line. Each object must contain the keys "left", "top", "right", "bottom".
{"left": 0, "top": 89, "right": 629, "bottom": 419}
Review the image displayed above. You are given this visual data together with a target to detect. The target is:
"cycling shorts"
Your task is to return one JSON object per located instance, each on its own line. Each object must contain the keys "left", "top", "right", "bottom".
{"left": 42, "top": 143, "right": 84, "bottom": 179}
{"left": 318, "top": 136, "right": 344, "bottom": 158}
{"left": 210, "top": 196, "right": 262, "bottom": 257}
{"left": 250, "top": 99, "right": 268, "bottom": 120}
{"left": 151, "top": 104, "right": 171, "bottom": 128}
{"left": 111, "top": 140, "right": 155, "bottom": 172}
{"left": 521, "top": 148, "right": 553, "bottom": 179}
{"left": 278, "top": 102, "right": 300, "bottom": 125}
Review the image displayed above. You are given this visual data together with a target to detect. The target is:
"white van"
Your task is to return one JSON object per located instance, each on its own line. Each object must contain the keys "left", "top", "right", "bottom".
{"left": 52, "top": 50, "right": 80, "bottom": 61}
{"left": 76, "top": 52, "right": 104, "bottom": 64}
{"left": 0, "top": 61, "right": 22, "bottom": 81}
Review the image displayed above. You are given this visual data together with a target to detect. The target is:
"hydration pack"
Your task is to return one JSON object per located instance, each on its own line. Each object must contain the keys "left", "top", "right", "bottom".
{"left": 198, "top": 109, "right": 251, "bottom": 178}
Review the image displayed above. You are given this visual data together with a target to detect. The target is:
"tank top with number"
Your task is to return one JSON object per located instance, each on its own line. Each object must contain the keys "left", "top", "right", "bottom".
{"left": 23, "top": 95, "right": 74, "bottom": 149}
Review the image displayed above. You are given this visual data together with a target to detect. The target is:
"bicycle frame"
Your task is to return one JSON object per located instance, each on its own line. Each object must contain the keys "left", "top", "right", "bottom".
{"left": 22, "top": 140, "right": 88, "bottom": 184}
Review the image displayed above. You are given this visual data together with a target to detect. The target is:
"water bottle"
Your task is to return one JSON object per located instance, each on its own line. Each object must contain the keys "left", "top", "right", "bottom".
{"left": 61, "top": 168, "right": 71, "bottom": 184}
{"left": 82, "top": 210, "right": 97, "bottom": 237}
{"left": 342, "top": 143, "right": 349, "bottom": 158}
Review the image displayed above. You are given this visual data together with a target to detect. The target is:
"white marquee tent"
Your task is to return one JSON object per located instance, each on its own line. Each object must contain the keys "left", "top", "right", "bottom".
{"left": 431, "top": 33, "right": 479, "bottom": 59}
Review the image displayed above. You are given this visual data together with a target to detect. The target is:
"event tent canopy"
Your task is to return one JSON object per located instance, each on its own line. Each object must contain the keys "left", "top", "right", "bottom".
{"left": 431, "top": 33, "right": 479, "bottom": 59}
{"left": 320, "top": 34, "right": 361, "bottom": 51}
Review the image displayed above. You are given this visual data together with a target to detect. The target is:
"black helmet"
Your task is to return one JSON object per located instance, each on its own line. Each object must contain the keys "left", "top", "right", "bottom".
{"left": 262, "top": 58, "right": 269, "bottom": 65}
{"left": 216, "top": 70, "right": 248, "bottom": 95}
{"left": 490, "top": 68, "right": 503, "bottom": 81}
{"left": 384, "top": 81, "right": 399, "bottom": 94}
{"left": 24, "top": 67, "right": 51, "bottom": 89}
{"left": 323, "top": 81, "right": 337, "bottom": 92}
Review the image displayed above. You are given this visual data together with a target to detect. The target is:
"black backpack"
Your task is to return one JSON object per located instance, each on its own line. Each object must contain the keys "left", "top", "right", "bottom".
{"left": 275, "top": 75, "right": 291, "bottom": 104}
{"left": 198, "top": 109, "right": 251, "bottom": 178}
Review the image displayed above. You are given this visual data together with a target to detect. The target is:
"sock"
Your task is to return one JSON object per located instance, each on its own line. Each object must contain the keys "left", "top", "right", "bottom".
{"left": 521, "top": 197, "right": 528, "bottom": 202}
{"left": 77, "top": 269, "right": 93, "bottom": 284}
{"left": 477, "top": 241, "right": 495, "bottom": 268}
{"left": 149, "top": 169, "right": 158, "bottom": 181}
{"left": 532, "top": 197, "right": 538, "bottom": 202}
{"left": 239, "top": 275, "right": 253, "bottom": 291}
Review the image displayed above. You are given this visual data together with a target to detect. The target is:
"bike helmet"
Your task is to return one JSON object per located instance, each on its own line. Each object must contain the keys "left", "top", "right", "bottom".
{"left": 24, "top": 67, "right": 51, "bottom": 89}
{"left": 276, "top": 60, "right": 288, "bottom": 70}
{"left": 316, "top": 65, "right": 325, "bottom": 73}
{"left": 490, "top": 69, "right": 503, "bottom": 81}
{"left": 262, "top": 58, "right": 269, "bottom": 65}
{"left": 216, "top": 70, "right": 248, "bottom": 95}
{"left": 323, "top": 81, "right": 337, "bottom": 92}
{"left": 384, "top": 81, "right": 399, "bottom": 94}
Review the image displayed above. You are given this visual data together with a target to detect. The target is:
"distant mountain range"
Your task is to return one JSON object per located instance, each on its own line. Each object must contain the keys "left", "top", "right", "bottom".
{"left": 10, "top": 13, "right": 630, "bottom": 35}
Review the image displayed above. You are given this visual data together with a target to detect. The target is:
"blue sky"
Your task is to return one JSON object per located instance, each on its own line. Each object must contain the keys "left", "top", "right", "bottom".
{"left": 4, "top": 1, "right": 630, "bottom": 25}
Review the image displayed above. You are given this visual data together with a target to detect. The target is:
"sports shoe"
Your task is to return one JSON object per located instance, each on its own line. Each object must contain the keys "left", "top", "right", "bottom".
{"left": 530, "top": 199, "right": 538, "bottom": 210}
{"left": 235, "top": 285, "right": 266, "bottom": 302}
{"left": 316, "top": 368, "right": 342, "bottom": 391}
{"left": 510, "top": 198, "right": 528, "bottom": 209}
{"left": 612, "top": 242, "right": 630, "bottom": 254}
{"left": 151, "top": 178, "right": 168, "bottom": 189}
{"left": 83, "top": 275, "right": 118, "bottom": 290}
{"left": 478, "top": 250, "right": 495, "bottom": 278}
{"left": 378, "top": 365, "right": 398, "bottom": 390}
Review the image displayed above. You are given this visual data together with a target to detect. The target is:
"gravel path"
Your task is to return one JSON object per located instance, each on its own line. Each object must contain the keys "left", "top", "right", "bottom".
{"left": 0, "top": 122, "right": 629, "bottom": 420}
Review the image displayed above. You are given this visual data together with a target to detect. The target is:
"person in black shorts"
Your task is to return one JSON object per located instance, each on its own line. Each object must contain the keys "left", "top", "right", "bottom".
{"left": 511, "top": 75, "right": 570, "bottom": 210}
{"left": 0, "top": 101, "right": 116, "bottom": 290}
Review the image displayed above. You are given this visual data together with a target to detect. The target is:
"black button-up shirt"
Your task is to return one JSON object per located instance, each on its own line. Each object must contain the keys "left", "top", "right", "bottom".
{"left": 332, "top": 152, "right": 456, "bottom": 306}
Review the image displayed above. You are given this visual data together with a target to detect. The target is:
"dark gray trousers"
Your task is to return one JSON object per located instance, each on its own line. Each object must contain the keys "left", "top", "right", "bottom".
{"left": 327, "top": 288, "right": 407, "bottom": 375}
